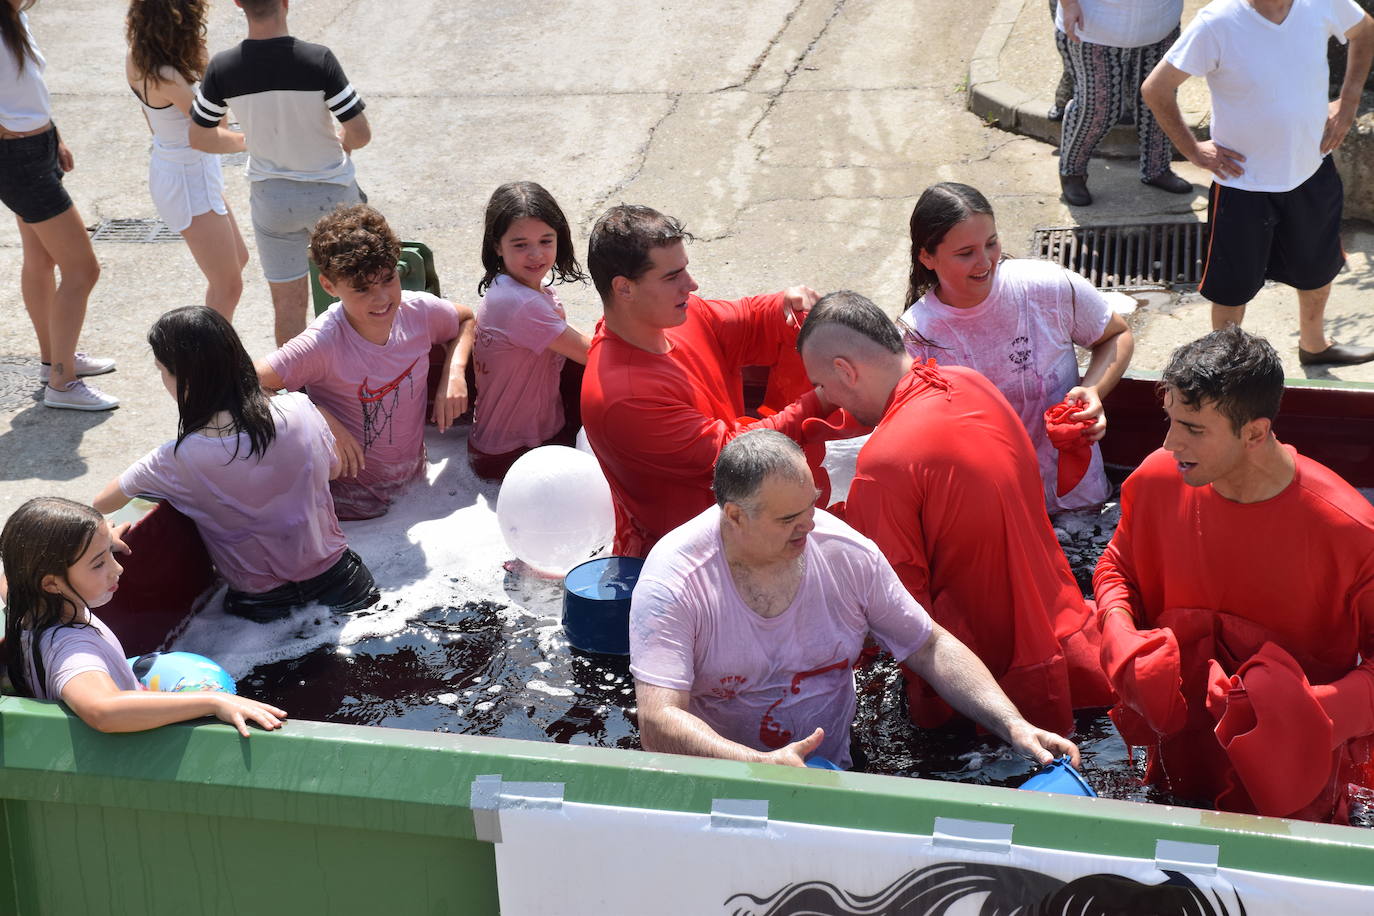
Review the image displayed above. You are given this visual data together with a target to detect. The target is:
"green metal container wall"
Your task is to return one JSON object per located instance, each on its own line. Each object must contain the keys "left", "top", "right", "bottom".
{"left": 4, "top": 696, "right": 1374, "bottom": 914}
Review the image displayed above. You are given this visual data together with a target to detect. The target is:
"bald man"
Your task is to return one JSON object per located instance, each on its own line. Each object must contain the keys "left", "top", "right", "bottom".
{"left": 797, "top": 291, "right": 1113, "bottom": 735}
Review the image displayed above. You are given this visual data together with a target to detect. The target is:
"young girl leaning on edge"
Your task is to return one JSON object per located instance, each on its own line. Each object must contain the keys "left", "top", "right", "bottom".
{"left": 1, "top": 497, "right": 286, "bottom": 735}
{"left": 467, "top": 181, "right": 592, "bottom": 481}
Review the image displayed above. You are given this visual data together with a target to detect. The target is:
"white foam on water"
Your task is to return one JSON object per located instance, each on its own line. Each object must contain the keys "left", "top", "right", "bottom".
{"left": 170, "top": 428, "right": 557, "bottom": 680}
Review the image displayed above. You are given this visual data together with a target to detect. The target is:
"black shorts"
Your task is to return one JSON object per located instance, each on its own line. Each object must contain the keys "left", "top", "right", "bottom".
{"left": 0, "top": 126, "right": 74, "bottom": 224}
{"left": 224, "top": 548, "right": 380, "bottom": 623}
{"left": 1198, "top": 155, "right": 1346, "bottom": 307}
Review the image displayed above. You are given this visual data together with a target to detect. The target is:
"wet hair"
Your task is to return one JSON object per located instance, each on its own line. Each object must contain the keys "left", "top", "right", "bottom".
{"left": 796, "top": 290, "right": 904, "bottom": 356}
{"left": 126, "top": 0, "right": 209, "bottom": 87}
{"left": 148, "top": 306, "right": 276, "bottom": 459}
{"left": 713, "top": 430, "right": 810, "bottom": 511}
{"left": 1, "top": 0, "right": 38, "bottom": 75}
{"left": 586, "top": 205, "right": 692, "bottom": 302}
{"left": 904, "top": 182, "right": 995, "bottom": 306}
{"left": 309, "top": 204, "right": 401, "bottom": 287}
{"left": 1161, "top": 325, "right": 1284, "bottom": 435}
{"left": 1, "top": 497, "right": 104, "bottom": 698}
{"left": 477, "top": 181, "right": 587, "bottom": 295}
{"left": 236, "top": 0, "right": 281, "bottom": 20}
{"left": 727, "top": 861, "right": 1243, "bottom": 916}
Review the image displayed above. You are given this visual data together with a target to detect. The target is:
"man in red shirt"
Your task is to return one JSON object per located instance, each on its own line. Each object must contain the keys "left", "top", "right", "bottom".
{"left": 581, "top": 205, "right": 829, "bottom": 557}
{"left": 797, "top": 292, "right": 1112, "bottom": 737}
{"left": 1094, "top": 326, "right": 1374, "bottom": 822}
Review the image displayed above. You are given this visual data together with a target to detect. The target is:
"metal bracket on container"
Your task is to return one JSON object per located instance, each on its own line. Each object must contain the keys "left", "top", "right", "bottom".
{"left": 1154, "top": 839, "right": 1219, "bottom": 877}
{"left": 710, "top": 798, "right": 769, "bottom": 831}
{"left": 469, "top": 774, "right": 565, "bottom": 844}
{"left": 932, "top": 817, "right": 1014, "bottom": 855}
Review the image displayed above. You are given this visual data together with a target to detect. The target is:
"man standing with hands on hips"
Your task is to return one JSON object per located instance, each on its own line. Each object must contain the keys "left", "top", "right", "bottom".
{"left": 1142, "top": 0, "right": 1374, "bottom": 365}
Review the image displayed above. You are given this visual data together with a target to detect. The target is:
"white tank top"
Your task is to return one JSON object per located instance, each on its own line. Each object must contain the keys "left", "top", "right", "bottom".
{"left": 0, "top": 13, "right": 52, "bottom": 133}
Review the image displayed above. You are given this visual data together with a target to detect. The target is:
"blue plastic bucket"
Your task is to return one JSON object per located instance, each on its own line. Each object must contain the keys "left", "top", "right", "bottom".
{"left": 1018, "top": 756, "right": 1096, "bottom": 797}
{"left": 562, "top": 556, "right": 644, "bottom": 655}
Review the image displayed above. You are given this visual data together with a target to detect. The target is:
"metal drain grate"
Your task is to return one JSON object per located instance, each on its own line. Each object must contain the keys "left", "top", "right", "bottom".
{"left": 89, "top": 217, "right": 182, "bottom": 243}
{"left": 1030, "top": 221, "right": 1208, "bottom": 288}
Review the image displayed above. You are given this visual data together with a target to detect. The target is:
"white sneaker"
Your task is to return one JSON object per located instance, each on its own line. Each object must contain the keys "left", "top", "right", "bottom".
{"left": 39, "top": 353, "right": 117, "bottom": 382}
{"left": 43, "top": 380, "right": 120, "bottom": 411}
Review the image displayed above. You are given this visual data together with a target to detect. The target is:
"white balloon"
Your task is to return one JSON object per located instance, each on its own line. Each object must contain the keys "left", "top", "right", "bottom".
{"left": 496, "top": 446, "right": 615, "bottom": 576}
{"left": 574, "top": 426, "right": 595, "bottom": 457}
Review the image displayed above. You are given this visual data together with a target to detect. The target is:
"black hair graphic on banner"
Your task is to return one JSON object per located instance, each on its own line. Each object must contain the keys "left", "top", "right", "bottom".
{"left": 725, "top": 861, "right": 1247, "bottom": 916}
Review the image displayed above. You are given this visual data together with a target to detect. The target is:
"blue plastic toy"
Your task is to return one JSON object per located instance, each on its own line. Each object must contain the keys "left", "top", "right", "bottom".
{"left": 1018, "top": 756, "right": 1096, "bottom": 797}
{"left": 804, "top": 755, "right": 843, "bottom": 770}
{"left": 127, "top": 651, "right": 236, "bottom": 694}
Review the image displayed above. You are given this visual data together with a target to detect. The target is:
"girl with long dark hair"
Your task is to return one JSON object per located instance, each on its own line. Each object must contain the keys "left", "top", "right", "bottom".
{"left": 93, "top": 307, "right": 379, "bottom": 622}
{"left": 126, "top": 0, "right": 249, "bottom": 317}
{"left": 901, "top": 182, "right": 1135, "bottom": 513}
{"left": 468, "top": 181, "right": 592, "bottom": 480}
{"left": 0, "top": 0, "right": 117, "bottom": 410}
{"left": 1, "top": 496, "right": 286, "bottom": 734}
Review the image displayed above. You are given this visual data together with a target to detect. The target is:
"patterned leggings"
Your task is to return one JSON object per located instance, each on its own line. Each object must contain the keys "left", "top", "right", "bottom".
{"left": 1059, "top": 27, "right": 1179, "bottom": 180}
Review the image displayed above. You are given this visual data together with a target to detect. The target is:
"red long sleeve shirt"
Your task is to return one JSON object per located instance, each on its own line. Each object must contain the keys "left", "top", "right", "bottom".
{"left": 845, "top": 362, "right": 1100, "bottom": 733}
{"left": 581, "top": 292, "right": 824, "bottom": 557}
{"left": 1095, "top": 446, "right": 1374, "bottom": 819}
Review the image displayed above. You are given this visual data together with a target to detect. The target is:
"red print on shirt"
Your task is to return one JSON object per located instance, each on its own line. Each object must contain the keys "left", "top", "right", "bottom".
{"left": 758, "top": 658, "right": 850, "bottom": 749}
{"left": 712, "top": 675, "right": 748, "bottom": 700}
{"left": 357, "top": 357, "right": 420, "bottom": 449}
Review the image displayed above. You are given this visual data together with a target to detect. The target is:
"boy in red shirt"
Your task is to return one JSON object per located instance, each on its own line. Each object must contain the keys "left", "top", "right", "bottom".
{"left": 580, "top": 205, "right": 830, "bottom": 557}
{"left": 1095, "top": 326, "right": 1374, "bottom": 822}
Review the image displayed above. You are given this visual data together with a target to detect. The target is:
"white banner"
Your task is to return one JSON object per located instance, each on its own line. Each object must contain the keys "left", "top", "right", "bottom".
{"left": 486, "top": 789, "right": 1374, "bottom": 915}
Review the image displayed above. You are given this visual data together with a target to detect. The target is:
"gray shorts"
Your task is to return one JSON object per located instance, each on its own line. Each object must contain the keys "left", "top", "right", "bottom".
{"left": 249, "top": 178, "right": 361, "bottom": 283}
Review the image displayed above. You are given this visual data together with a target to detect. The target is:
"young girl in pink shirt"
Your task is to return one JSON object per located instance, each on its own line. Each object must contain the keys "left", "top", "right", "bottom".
{"left": 1, "top": 496, "right": 286, "bottom": 735}
{"left": 468, "top": 182, "right": 592, "bottom": 480}
{"left": 95, "top": 306, "right": 378, "bottom": 622}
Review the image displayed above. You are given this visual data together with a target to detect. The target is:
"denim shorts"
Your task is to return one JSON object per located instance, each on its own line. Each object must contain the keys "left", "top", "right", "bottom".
{"left": 249, "top": 178, "right": 361, "bottom": 283}
{"left": 223, "top": 547, "right": 379, "bottom": 623}
{"left": 0, "top": 126, "right": 73, "bottom": 224}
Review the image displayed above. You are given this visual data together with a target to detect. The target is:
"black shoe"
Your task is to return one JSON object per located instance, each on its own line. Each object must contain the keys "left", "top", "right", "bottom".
{"left": 1060, "top": 173, "right": 1092, "bottom": 206}
{"left": 1048, "top": 104, "right": 1064, "bottom": 122}
{"left": 1142, "top": 171, "right": 1193, "bottom": 194}
{"left": 1298, "top": 342, "right": 1374, "bottom": 366}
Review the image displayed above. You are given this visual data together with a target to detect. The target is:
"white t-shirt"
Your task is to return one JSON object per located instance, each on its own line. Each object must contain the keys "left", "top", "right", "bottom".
{"left": 630, "top": 507, "right": 933, "bottom": 769}
{"left": 902, "top": 258, "right": 1112, "bottom": 513}
{"left": 0, "top": 12, "right": 52, "bottom": 133}
{"left": 1166, "top": 0, "right": 1365, "bottom": 191}
{"left": 1055, "top": 0, "right": 1184, "bottom": 47}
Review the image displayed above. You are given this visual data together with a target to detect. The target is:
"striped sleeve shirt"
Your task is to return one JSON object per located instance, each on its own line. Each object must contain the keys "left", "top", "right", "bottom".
{"left": 192, "top": 36, "right": 365, "bottom": 185}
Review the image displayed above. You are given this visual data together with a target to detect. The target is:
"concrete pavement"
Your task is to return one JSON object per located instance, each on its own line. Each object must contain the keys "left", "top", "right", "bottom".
{"left": 1, "top": 0, "right": 1371, "bottom": 517}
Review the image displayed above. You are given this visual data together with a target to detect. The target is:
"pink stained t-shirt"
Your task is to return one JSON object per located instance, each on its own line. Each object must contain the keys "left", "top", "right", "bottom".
{"left": 630, "top": 507, "right": 933, "bottom": 769}
{"left": 21, "top": 613, "right": 142, "bottom": 701}
{"left": 266, "top": 290, "right": 461, "bottom": 519}
{"left": 119, "top": 392, "right": 346, "bottom": 594}
{"left": 470, "top": 274, "right": 569, "bottom": 454}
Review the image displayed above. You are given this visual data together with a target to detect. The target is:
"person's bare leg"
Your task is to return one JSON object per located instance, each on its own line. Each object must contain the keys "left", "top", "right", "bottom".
{"left": 1296, "top": 283, "right": 1332, "bottom": 354}
{"left": 181, "top": 209, "right": 247, "bottom": 320}
{"left": 1211, "top": 302, "right": 1246, "bottom": 332}
{"left": 16, "top": 216, "right": 57, "bottom": 362}
{"left": 24, "top": 206, "right": 100, "bottom": 390}
{"left": 269, "top": 276, "right": 309, "bottom": 345}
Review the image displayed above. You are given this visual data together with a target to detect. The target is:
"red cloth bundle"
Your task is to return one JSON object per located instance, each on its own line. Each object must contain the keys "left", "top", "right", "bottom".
{"left": 1044, "top": 399, "right": 1094, "bottom": 496}
{"left": 1100, "top": 612, "right": 1188, "bottom": 745}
